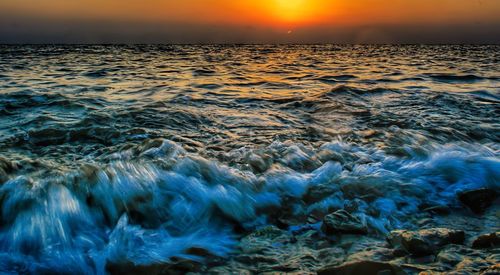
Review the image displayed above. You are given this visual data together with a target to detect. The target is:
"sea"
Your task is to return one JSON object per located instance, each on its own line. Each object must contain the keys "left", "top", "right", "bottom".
{"left": 0, "top": 45, "right": 498, "bottom": 273}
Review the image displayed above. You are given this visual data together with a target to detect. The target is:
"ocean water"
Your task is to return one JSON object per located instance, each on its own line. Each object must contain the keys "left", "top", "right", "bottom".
{"left": 0, "top": 45, "right": 499, "bottom": 273}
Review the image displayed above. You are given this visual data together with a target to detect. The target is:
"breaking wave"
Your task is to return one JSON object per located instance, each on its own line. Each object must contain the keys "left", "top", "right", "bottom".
{"left": 0, "top": 137, "right": 498, "bottom": 274}
{"left": 0, "top": 44, "right": 499, "bottom": 274}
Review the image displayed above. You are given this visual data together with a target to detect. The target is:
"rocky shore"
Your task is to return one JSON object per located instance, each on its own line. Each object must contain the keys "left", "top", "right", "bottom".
{"left": 104, "top": 188, "right": 499, "bottom": 275}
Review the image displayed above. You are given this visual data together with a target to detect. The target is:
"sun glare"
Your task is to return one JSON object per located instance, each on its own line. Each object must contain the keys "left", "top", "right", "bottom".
{"left": 269, "top": 0, "right": 320, "bottom": 24}
{"left": 274, "top": 0, "right": 306, "bottom": 21}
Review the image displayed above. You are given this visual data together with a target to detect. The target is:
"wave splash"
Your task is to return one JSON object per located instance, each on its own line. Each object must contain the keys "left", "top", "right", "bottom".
{"left": 0, "top": 137, "right": 498, "bottom": 274}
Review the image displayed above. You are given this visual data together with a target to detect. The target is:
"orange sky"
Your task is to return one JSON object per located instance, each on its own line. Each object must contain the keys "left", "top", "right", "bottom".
{"left": 1, "top": 0, "right": 500, "bottom": 43}
{"left": 2, "top": 0, "right": 499, "bottom": 26}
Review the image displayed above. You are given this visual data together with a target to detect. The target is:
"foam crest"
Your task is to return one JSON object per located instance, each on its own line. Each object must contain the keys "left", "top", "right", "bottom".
{"left": 0, "top": 138, "right": 497, "bottom": 273}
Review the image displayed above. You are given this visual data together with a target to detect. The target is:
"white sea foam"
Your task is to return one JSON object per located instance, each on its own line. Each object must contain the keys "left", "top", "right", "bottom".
{"left": 0, "top": 138, "right": 498, "bottom": 273}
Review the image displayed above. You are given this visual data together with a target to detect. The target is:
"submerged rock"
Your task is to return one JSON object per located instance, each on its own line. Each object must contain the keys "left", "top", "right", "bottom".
{"left": 387, "top": 228, "right": 465, "bottom": 256}
{"left": 317, "top": 260, "right": 406, "bottom": 275}
{"left": 321, "top": 210, "right": 368, "bottom": 235}
{"left": 472, "top": 232, "right": 500, "bottom": 249}
{"left": 458, "top": 188, "right": 498, "bottom": 214}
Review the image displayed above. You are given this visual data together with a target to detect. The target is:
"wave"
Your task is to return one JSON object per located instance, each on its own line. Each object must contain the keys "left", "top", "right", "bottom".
{"left": 0, "top": 91, "right": 106, "bottom": 111}
{"left": 192, "top": 68, "right": 216, "bottom": 77}
{"left": 467, "top": 90, "right": 500, "bottom": 103}
{"left": 322, "top": 85, "right": 394, "bottom": 97}
{"left": 315, "top": 75, "right": 357, "bottom": 84}
{"left": 0, "top": 138, "right": 498, "bottom": 273}
{"left": 1, "top": 44, "right": 499, "bottom": 273}
{"left": 422, "top": 73, "right": 490, "bottom": 83}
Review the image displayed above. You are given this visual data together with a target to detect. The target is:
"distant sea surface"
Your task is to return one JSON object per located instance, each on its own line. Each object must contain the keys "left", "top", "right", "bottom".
{"left": 0, "top": 45, "right": 498, "bottom": 273}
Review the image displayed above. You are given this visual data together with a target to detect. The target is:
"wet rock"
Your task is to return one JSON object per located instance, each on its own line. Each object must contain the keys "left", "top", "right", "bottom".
{"left": 316, "top": 247, "right": 345, "bottom": 266}
{"left": 207, "top": 266, "right": 253, "bottom": 275}
{"left": 293, "top": 229, "right": 323, "bottom": 248}
{"left": 321, "top": 210, "right": 368, "bottom": 235}
{"left": 269, "top": 256, "right": 309, "bottom": 272}
{"left": 0, "top": 169, "right": 8, "bottom": 184}
{"left": 458, "top": 188, "right": 498, "bottom": 214}
{"left": 387, "top": 228, "right": 465, "bottom": 256}
{"left": 341, "top": 182, "right": 382, "bottom": 201}
{"left": 436, "top": 246, "right": 470, "bottom": 266}
{"left": 421, "top": 205, "right": 451, "bottom": 215}
{"left": 246, "top": 153, "right": 270, "bottom": 173}
{"left": 248, "top": 225, "right": 289, "bottom": 239}
{"left": 277, "top": 213, "right": 309, "bottom": 227}
{"left": 80, "top": 163, "right": 100, "bottom": 182}
{"left": 435, "top": 244, "right": 488, "bottom": 272}
{"left": 455, "top": 258, "right": 493, "bottom": 274}
{"left": 261, "top": 272, "right": 311, "bottom": 275}
{"left": 0, "top": 157, "right": 13, "bottom": 171}
{"left": 359, "top": 129, "right": 378, "bottom": 138}
{"left": 106, "top": 258, "right": 202, "bottom": 275}
{"left": 0, "top": 157, "right": 15, "bottom": 184}
{"left": 317, "top": 150, "right": 346, "bottom": 164}
{"left": 186, "top": 247, "right": 212, "bottom": 257}
{"left": 239, "top": 226, "right": 291, "bottom": 254}
{"left": 303, "top": 184, "right": 338, "bottom": 204}
{"left": 140, "top": 138, "right": 165, "bottom": 152}
{"left": 415, "top": 218, "right": 433, "bottom": 228}
{"left": 346, "top": 247, "right": 395, "bottom": 263}
{"left": 481, "top": 264, "right": 500, "bottom": 275}
{"left": 235, "top": 224, "right": 335, "bottom": 273}
{"left": 399, "top": 264, "right": 437, "bottom": 274}
{"left": 339, "top": 235, "right": 386, "bottom": 255}
{"left": 282, "top": 145, "right": 321, "bottom": 171}
{"left": 317, "top": 260, "right": 407, "bottom": 275}
{"left": 404, "top": 255, "right": 435, "bottom": 265}
{"left": 485, "top": 253, "right": 500, "bottom": 265}
{"left": 235, "top": 254, "right": 280, "bottom": 265}
{"left": 472, "top": 232, "right": 500, "bottom": 249}
{"left": 185, "top": 246, "right": 223, "bottom": 265}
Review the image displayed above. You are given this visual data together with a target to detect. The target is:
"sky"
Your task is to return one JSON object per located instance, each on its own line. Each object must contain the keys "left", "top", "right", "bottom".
{"left": 1, "top": 0, "right": 499, "bottom": 44}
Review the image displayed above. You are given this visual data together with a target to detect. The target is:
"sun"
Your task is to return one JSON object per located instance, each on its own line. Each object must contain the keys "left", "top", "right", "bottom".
{"left": 268, "top": 0, "right": 325, "bottom": 24}
{"left": 274, "top": 0, "right": 309, "bottom": 22}
{"left": 237, "top": 0, "right": 332, "bottom": 26}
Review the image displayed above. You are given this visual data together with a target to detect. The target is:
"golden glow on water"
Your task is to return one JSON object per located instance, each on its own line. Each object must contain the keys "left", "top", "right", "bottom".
{"left": 0, "top": 43, "right": 498, "bottom": 275}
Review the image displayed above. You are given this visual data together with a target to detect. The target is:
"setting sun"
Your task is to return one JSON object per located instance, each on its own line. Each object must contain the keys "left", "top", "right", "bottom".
{"left": 264, "top": 0, "right": 331, "bottom": 24}
{"left": 0, "top": 0, "right": 499, "bottom": 41}
{"left": 0, "top": 0, "right": 499, "bottom": 273}
{"left": 272, "top": 0, "right": 310, "bottom": 22}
